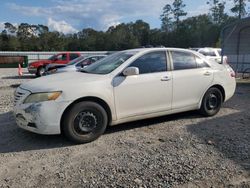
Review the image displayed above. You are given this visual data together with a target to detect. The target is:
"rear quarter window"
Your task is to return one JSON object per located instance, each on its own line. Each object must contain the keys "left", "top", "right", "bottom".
{"left": 196, "top": 56, "right": 210, "bottom": 68}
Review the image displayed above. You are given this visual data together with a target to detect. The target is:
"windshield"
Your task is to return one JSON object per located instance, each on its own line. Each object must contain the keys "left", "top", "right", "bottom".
{"left": 48, "top": 55, "right": 56, "bottom": 60}
{"left": 82, "top": 51, "right": 137, "bottom": 74}
{"left": 67, "top": 56, "right": 85, "bottom": 65}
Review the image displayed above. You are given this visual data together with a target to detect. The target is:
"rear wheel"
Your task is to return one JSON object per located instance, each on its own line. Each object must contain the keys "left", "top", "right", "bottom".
{"left": 199, "top": 87, "right": 223, "bottom": 116}
{"left": 62, "top": 101, "right": 108, "bottom": 144}
{"left": 36, "top": 66, "right": 45, "bottom": 77}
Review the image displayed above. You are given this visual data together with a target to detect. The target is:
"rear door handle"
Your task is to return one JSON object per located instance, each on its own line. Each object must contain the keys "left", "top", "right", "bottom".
{"left": 204, "top": 71, "right": 212, "bottom": 76}
{"left": 161, "top": 76, "right": 171, "bottom": 81}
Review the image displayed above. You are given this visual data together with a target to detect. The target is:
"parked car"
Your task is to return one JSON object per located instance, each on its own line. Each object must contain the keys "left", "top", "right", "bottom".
{"left": 28, "top": 52, "right": 81, "bottom": 76}
{"left": 14, "top": 48, "right": 236, "bottom": 144}
{"left": 197, "top": 48, "right": 226, "bottom": 64}
{"left": 45, "top": 55, "right": 107, "bottom": 75}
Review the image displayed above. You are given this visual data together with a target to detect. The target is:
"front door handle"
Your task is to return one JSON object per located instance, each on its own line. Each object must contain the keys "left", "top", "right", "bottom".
{"left": 161, "top": 76, "right": 171, "bottom": 81}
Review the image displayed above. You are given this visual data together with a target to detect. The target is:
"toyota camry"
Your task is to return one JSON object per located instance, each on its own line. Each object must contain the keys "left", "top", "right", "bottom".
{"left": 14, "top": 48, "right": 236, "bottom": 143}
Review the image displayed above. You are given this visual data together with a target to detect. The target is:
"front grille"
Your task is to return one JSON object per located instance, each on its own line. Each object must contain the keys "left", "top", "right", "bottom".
{"left": 14, "top": 87, "right": 30, "bottom": 105}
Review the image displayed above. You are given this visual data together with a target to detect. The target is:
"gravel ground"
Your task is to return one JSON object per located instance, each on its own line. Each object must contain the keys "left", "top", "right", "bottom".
{"left": 0, "top": 68, "right": 249, "bottom": 188}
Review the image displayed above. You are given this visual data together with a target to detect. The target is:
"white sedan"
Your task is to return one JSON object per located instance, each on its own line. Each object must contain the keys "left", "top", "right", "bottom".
{"left": 14, "top": 48, "right": 236, "bottom": 143}
{"left": 197, "top": 47, "right": 226, "bottom": 64}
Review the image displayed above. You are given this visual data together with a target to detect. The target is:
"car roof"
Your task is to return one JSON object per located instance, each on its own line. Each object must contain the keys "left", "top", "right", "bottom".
{"left": 123, "top": 47, "right": 196, "bottom": 53}
{"left": 198, "top": 47, "right": 221, "bottom": 50}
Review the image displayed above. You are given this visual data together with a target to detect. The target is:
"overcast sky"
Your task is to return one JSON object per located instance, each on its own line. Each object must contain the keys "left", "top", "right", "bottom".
{"left": 0, "top": 0, "right": 248, "bottom": 34}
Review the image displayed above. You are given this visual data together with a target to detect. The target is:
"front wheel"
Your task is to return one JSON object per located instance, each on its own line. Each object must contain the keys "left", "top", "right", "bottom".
{"left": 62, "top": 101, "right": 108, "bottom": 144}
{"left": 36, "top": 66, "right": 45, "bottom": 77}
{"left": 199, "top": 87, "right": 223, "bottom": 117}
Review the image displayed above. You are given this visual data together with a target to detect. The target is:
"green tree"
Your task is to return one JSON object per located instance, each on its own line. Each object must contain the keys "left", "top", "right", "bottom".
{"left": 172, "top": 0, "right": 187, "bottom": 27}
{"left": 231, "top": 0, "right": 250, "bottom": 19}
{"left": 131, "top": 20, "right": 150, "bottom": 46}
{"left": 160, "top": 4, "right": 173, "bottom": 32}
{"left": 207, "top": 0, "right": 227, "bottom": 24}
{"left": 106, "top": 23, "right": 140, "bottom": 50}
{"left": 4, "top": 22, "right": 17, "bottom": 34}
{"left": 161, "top": 0, "right": 187, "bottom": 31}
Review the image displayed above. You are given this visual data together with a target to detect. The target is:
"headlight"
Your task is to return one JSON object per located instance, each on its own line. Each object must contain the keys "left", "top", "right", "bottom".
{"left": 24, "top": 91, "right": 62, "bottom": 104}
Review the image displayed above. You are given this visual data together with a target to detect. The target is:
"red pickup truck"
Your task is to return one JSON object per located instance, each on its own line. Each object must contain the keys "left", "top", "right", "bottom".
{"left": 28, "top": 52, "right": 81, "bottom": 76}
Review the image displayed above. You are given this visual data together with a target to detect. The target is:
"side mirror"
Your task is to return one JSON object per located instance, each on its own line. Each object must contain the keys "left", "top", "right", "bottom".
{"left": 123, "top": 67, "right": 139, "bottom": 76}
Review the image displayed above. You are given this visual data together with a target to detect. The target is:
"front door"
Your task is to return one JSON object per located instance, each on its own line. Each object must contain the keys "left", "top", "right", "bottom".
{"left": 54, "top": 53, "right": 68, "bottom": 64}
{"left": 113, "top": 51, "right": 173, "bottom": 119}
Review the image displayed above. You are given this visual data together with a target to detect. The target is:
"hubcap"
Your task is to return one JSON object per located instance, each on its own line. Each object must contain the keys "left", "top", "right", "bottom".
{"left": 207, "top": 93, "right": 218, "bottom": 110}
{"left": 75, "top": 111, "right": 97, "bottom": 133}
{"left": 40, "top": 68, "right": 45, "bottom": 75}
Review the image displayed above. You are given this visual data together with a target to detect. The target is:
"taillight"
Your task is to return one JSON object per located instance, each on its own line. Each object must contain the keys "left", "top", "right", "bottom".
{"left": 223, "top": 56, "right": 228, "bottom": 65}
{"left": 230, "top": 70, "right": 236, "bottom": 77}
{"left": 229, "top": 68, "right": 235, "bottom": 77}
{"left": 226, "top": 65, "right": 235, "bottom": 78}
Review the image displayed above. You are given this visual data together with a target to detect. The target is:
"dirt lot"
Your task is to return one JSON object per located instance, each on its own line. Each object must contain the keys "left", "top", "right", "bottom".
{"left": 0, "top": 68, "right": 249, "bottom": 187}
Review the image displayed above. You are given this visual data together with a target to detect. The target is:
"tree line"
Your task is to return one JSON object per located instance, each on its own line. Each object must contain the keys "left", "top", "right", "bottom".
{"left": 0, "top": 0, "right": 248, "bottom": 51}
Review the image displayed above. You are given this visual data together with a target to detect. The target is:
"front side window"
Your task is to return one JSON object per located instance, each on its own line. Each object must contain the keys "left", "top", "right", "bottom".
{"left": 171, "top": 51, "right": 197, "bottom": 70}
{"left": 57, "top": 54, "right": 67, "bottom": 61}
{"left": 129, "top": 51, "right": 167, "bottom": 74}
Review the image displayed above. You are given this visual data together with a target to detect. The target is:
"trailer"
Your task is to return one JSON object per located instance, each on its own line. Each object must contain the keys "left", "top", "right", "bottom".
{"left": 221, "top": 17, "right": 250, "bottom": 76}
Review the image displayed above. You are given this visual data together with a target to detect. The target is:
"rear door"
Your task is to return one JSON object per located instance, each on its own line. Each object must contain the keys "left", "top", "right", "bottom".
{"left": 170, "top": 50, "right": 214, "bottom": 109}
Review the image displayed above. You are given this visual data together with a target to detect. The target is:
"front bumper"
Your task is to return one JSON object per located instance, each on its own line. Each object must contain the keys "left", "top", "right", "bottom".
{"left": 28, "top": 67, "right": 37, "bottom": 74}
{"left": 14, "top": 100, "right": 71, "bottom": 135}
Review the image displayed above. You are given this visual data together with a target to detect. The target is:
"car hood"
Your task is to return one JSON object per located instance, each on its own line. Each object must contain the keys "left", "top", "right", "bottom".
{"left": 30, "top": 60, "right": 52, "bottom": 65}
{"left": 57, "top": 65, "right": 76, "bottom": 72}
{"left": 47, "top": 64, "right": 67, "bottom": 70}
{"left": 20, "top": 71, "right": 107, "bottom": 93}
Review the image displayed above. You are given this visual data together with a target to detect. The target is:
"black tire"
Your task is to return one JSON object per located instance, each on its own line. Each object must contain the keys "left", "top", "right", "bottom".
{"left": 36, "top": 66, "right": 45, "bottom": 77}
{"left": 62, "top": 101, "right": 108, "bottom": 144}
{"left": 199, "top": 87, "right": 223, "bottom": 117}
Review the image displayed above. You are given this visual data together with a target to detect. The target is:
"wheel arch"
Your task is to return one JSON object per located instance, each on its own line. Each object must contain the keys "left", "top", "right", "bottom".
{"left": 60, "top": 96, "right": 112, "bottom": 133}
{"left": 36, "top": 65, "right": 46, "bottom": 76}
{"left": 199, "top": 84, "right": 226, "bottom": 108}
{"left": 210, "top": 84, "right": 225, "bottom": 102}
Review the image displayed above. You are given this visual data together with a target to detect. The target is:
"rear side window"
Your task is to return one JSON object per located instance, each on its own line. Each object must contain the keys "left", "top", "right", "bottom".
{"left": 171, "top": 51, "right": 197, "bottom": 70}
{"left": 70, "top": 53, "right": 79, "bottom": 60}
{"left": 129, "top": 51, "right": 167, "bottom": 74}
